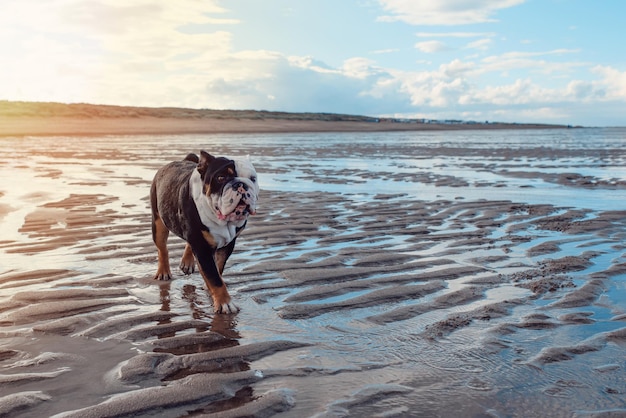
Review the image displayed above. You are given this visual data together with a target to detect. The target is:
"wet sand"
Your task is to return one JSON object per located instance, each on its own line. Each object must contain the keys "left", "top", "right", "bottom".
{"left": 1, "top": 130, "right": 625, "bottom": 417}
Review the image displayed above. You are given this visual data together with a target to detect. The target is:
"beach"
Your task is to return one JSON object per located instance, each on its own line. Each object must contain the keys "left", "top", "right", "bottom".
{"left": 0, "top": 101, "right": 569, "bottom": 137}
{"left": 1, "top": 127, "right": 625, "bottom": 417}
{"left": 0, "top": 116, "right": 571, "bottom": 137}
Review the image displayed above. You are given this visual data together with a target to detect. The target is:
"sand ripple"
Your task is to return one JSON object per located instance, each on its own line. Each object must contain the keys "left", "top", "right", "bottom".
{"left": 1, "top": 131, "right": 625, "bottom": 417}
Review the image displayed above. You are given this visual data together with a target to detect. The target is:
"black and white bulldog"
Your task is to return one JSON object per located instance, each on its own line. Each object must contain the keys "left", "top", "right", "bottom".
{"left": 150, "top": 151, "right": 259, "bottom": 313}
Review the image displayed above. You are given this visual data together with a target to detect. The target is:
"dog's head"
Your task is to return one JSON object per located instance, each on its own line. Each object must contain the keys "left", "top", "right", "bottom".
{"left": 197, "top": 151, "right": 259, "bottom": 224}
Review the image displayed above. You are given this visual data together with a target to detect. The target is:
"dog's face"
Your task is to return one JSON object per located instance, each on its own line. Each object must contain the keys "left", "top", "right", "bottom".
{"left": 197, "top": 151, "right": 259, "bottom": 223}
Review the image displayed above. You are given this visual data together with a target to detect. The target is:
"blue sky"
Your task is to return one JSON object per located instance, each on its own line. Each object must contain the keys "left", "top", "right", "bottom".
{"left": 1, "top": 0, "right": 625, "bottom": 126}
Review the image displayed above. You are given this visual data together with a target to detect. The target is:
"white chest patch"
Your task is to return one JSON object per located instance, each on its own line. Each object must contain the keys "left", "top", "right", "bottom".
{"left": 189, "top": 169, "right": 243, "bottom": 248}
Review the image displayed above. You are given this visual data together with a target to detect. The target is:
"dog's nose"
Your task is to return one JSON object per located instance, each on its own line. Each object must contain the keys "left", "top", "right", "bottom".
{"left": 233, "top": 181, "right": 248, "bottom": 192}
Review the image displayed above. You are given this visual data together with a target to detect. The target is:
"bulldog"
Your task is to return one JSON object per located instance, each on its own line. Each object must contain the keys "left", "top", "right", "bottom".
{"left": 150, "top": 151, "right": 259, "bottom": 313}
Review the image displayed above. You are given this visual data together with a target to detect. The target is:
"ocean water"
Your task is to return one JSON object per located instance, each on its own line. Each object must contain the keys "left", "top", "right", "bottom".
{"left": 5, "top": 127, "right": 625, "bottom": 204}
{"left": 247, "top": 127, "right": 626, "bottom": 210}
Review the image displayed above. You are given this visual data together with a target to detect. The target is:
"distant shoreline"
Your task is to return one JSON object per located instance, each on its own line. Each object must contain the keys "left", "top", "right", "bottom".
{"left": 0, "top": 101, "right": 573, "bottom": 137}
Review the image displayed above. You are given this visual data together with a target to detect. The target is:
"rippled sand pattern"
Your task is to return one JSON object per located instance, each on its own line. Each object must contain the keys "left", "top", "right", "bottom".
{"left": 1, "top": 131, "right": 626, "bottom": 417}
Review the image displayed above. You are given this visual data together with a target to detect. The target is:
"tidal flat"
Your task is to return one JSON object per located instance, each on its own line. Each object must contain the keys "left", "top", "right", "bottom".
{"left": 1, "top": 129, "right": 625, "bottom": 417}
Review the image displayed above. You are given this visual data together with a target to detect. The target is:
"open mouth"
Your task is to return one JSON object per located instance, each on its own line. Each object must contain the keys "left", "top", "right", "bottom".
{"left": 216, "top": 201, "right": 256, "bottom": 221}
{"left": 234, "top": 202, "right": 250, "bottom": 217}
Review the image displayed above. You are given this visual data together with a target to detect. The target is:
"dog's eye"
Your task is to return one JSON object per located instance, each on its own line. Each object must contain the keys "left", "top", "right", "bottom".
{"left": 217, "top": 175, "right": 226, "bottom": 183}
{"left": 250, "top": 176, "right": 257, "bottom": 183}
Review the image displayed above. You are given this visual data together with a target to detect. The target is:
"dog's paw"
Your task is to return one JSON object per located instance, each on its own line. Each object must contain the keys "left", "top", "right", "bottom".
{"left": 214, "top": 301, "right": 239, "bottom": 314}
{"left": 180, "top": 244, "right": 195, "bottom": 275}
{"left": 153, "top": 270, "right": 172, "bottom": 281}
{"left": 179, "top": 259, "right": 195, "bottom": 275}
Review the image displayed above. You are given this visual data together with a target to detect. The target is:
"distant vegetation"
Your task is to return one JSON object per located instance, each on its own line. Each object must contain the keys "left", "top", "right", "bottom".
{"left": 0, "top": 100, "right": 572, "bottom": 128}
{"left": 0, "top": 100, "right": 381, "bottom": 122}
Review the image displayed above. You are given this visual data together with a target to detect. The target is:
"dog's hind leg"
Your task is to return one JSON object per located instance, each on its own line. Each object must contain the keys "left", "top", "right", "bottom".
{"left": 179, "top": 243, "right": 196, "bottom": 275}
{"left": 152, "top": 216, "right": 172, "bottom": 280}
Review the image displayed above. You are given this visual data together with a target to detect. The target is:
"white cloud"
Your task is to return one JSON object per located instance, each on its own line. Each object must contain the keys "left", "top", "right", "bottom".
{"left": 359, "top": 56, "right": 626, "bottom": 125}
{"left": 479, "top": 49, "right": 585, "bottom": 75}
{"left": 415, "top": 40, "right": 450, "bottom": 53}
{"left": 415, "top": 32, "right": 495, "bottom": 54}
{"left": 457, "top": 65, "right": 626, "bottom": 110}
{"left": 494, "top": 49, "right": 580, "bottom": 59}
{"left": 466, "top": 78, "right": 553, "bottom": 105}
{"left": 342, "top": 58, "right": 380, "bottom": 79}
{"left": 0, "top": 0, "right": 231, "bottom": 38}
{"left": 466, "top": 38, "right": 492, "bottom": 51}
{"left": 377, "top": 0, "right": 526, "bottom": 26}
{"left": 381, "top": 61, "right": 475, "bottom": 108}
{"left": 441, "top": 59, "right": 475, "bottom": 78}
{"left": 592, "top": 65, "right": 626, "bottom": 99}
{"left": 287, "top": 55, "right": 338, "bottom": 74}
{"left": 371, "top": 48, "right": 401, "bottom": 54}
{"left": 0, "top": 0, "right": 240, "bottom": 104}
{"left": 553, "top": 65, "right": 626, "bottom": 107}
{"left": 416, "top": 32, "right": 496, "bottom": 38}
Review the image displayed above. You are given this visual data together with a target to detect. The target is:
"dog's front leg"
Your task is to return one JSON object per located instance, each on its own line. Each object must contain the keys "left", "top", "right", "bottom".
{"left": 189, "top": 232, "right": 238, "bottom": 314}
{"left": 215, "top": 238, "right": 236, "bottom": 276}
{"left": 197, "top": 253, "right": 238, "bottom": 314}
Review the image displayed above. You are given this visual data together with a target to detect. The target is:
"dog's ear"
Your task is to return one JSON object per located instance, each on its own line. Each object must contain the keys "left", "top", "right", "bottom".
{"left": 197, "top": 151, "right": 215, "bottom": 176}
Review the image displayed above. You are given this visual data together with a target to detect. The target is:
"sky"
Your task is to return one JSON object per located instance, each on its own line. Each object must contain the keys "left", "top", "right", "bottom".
{"left": 1, "top": 0, "right": 625, "bottom": 126}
